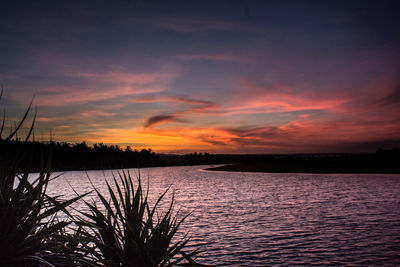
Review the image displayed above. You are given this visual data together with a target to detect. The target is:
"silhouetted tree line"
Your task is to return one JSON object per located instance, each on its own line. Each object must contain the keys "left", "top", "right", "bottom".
{"left": 0, "top": 138, "right": 228, "bottom": 171}
{"left": 0, "top": 139, "right": 160, "bottom": 171}
{"left": 183, "top": 152, "right": 211, "bottom": 165}
{"left": 3, "top": 135, "right": 398, "bottom": 173}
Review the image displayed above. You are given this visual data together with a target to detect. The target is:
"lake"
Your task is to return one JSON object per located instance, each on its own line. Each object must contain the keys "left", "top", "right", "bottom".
{"left": 47, "top": 165, "right": 400, "bottom": 266}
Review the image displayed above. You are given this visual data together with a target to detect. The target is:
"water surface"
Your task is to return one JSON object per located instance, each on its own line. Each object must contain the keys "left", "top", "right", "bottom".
{"left": 47, "top": 166, "right": 400, "bottom": 266}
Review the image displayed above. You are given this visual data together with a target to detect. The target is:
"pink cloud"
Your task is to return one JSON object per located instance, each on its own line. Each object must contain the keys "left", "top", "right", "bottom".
{"left": 69, "top": 70, "right": 176, "bottom": 85}
{"left": 16, "top": 67, "right": 181, "bottom": 106}
{"left": 30, "top": 86, "right": 163, "bottom": 106}
{"left": 227, "top": 74, "right": 400, "bottom": 118}
{"left": 225, "top": 77, "right": 349, "bottom": 114}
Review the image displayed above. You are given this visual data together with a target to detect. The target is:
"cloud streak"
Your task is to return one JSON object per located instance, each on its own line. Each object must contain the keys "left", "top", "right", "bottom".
{"left": 137, "top": 96, "right": 219, "bottom": 128}
{"left": 144, "top": 114, "right": 182, "bottom": 128}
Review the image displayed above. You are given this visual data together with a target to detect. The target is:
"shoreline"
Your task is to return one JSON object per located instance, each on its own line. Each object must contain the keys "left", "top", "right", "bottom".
{"left": 205, "top": 163, "right": 400, "bottom": 174}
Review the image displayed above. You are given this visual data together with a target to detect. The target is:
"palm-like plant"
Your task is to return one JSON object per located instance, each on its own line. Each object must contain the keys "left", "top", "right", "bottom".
{"left": 1, "top": 91, "right": 206, "bottom": 266}
{"left": 76, "top": 171, "right": 202, "bottom": 266}
{"left": 0, "top": 94, "right": 84, "bottom": 266}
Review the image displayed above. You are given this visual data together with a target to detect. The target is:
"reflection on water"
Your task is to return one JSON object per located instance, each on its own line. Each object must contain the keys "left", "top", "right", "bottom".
{"left": 46, "top": 166, "right": 400, "bottom": 266}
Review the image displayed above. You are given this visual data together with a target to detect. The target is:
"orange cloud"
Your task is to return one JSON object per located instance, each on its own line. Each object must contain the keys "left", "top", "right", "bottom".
{"left": 44, "top": 113, "right": 400, "bottom": 153}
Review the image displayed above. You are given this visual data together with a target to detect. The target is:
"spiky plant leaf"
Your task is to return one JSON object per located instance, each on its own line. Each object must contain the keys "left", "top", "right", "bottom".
{"left": 0, "top": 96, "right": 85, "bottom": 266}
{"left": 76, "top": 170, "right": 202, "bottom": 266}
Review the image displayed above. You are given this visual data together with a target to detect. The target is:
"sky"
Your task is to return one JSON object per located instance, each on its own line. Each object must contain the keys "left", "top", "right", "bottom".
{"left": 1, "top": 0, "right": 399, "bottom": 153}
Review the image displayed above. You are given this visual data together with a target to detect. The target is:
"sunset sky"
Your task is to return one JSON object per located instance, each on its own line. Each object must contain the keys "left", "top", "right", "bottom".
{"left": 1, "top": 1, "right": 399, "bottom": 153}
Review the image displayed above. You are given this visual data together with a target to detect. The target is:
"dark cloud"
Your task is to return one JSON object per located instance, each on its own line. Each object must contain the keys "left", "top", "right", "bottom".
{"left": 144, "top": 114, "right": 182, "bottom": 128}
{"left": 226, "top": 126, "right": 281, "bottom": 139}
{"left": 196, "top": 126, "right": 288, "bottom": 148}
{"left": 200, "top": 137, "right": 228, "bottom": 146}
{"left": 134, "top": 96, "right": 217, "bottom": 110}
{"left": 378, "top": 88, "right": 400, "bottom": 106}
{"left": 142, "top": 96, "right": 218, "bottom": 128}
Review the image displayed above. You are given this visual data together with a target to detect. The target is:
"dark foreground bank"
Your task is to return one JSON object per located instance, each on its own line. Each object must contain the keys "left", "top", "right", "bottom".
{"left": 206, "top": 148, "right": 400, "bottom": 174}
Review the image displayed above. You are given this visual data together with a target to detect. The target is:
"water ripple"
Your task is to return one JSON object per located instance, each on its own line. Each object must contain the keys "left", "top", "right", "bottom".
{"left": 44, "top": 166, "right": 400, "bottom": 266}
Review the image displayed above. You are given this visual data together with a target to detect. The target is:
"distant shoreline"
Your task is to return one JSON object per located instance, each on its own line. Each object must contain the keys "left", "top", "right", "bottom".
{"left": 205, "top": 161, "right": 400, "bottom": 174}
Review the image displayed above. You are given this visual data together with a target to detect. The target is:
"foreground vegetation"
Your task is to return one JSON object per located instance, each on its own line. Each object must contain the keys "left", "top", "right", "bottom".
{"left": 0, "top": 96, "right": 204, "bottom": 266}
